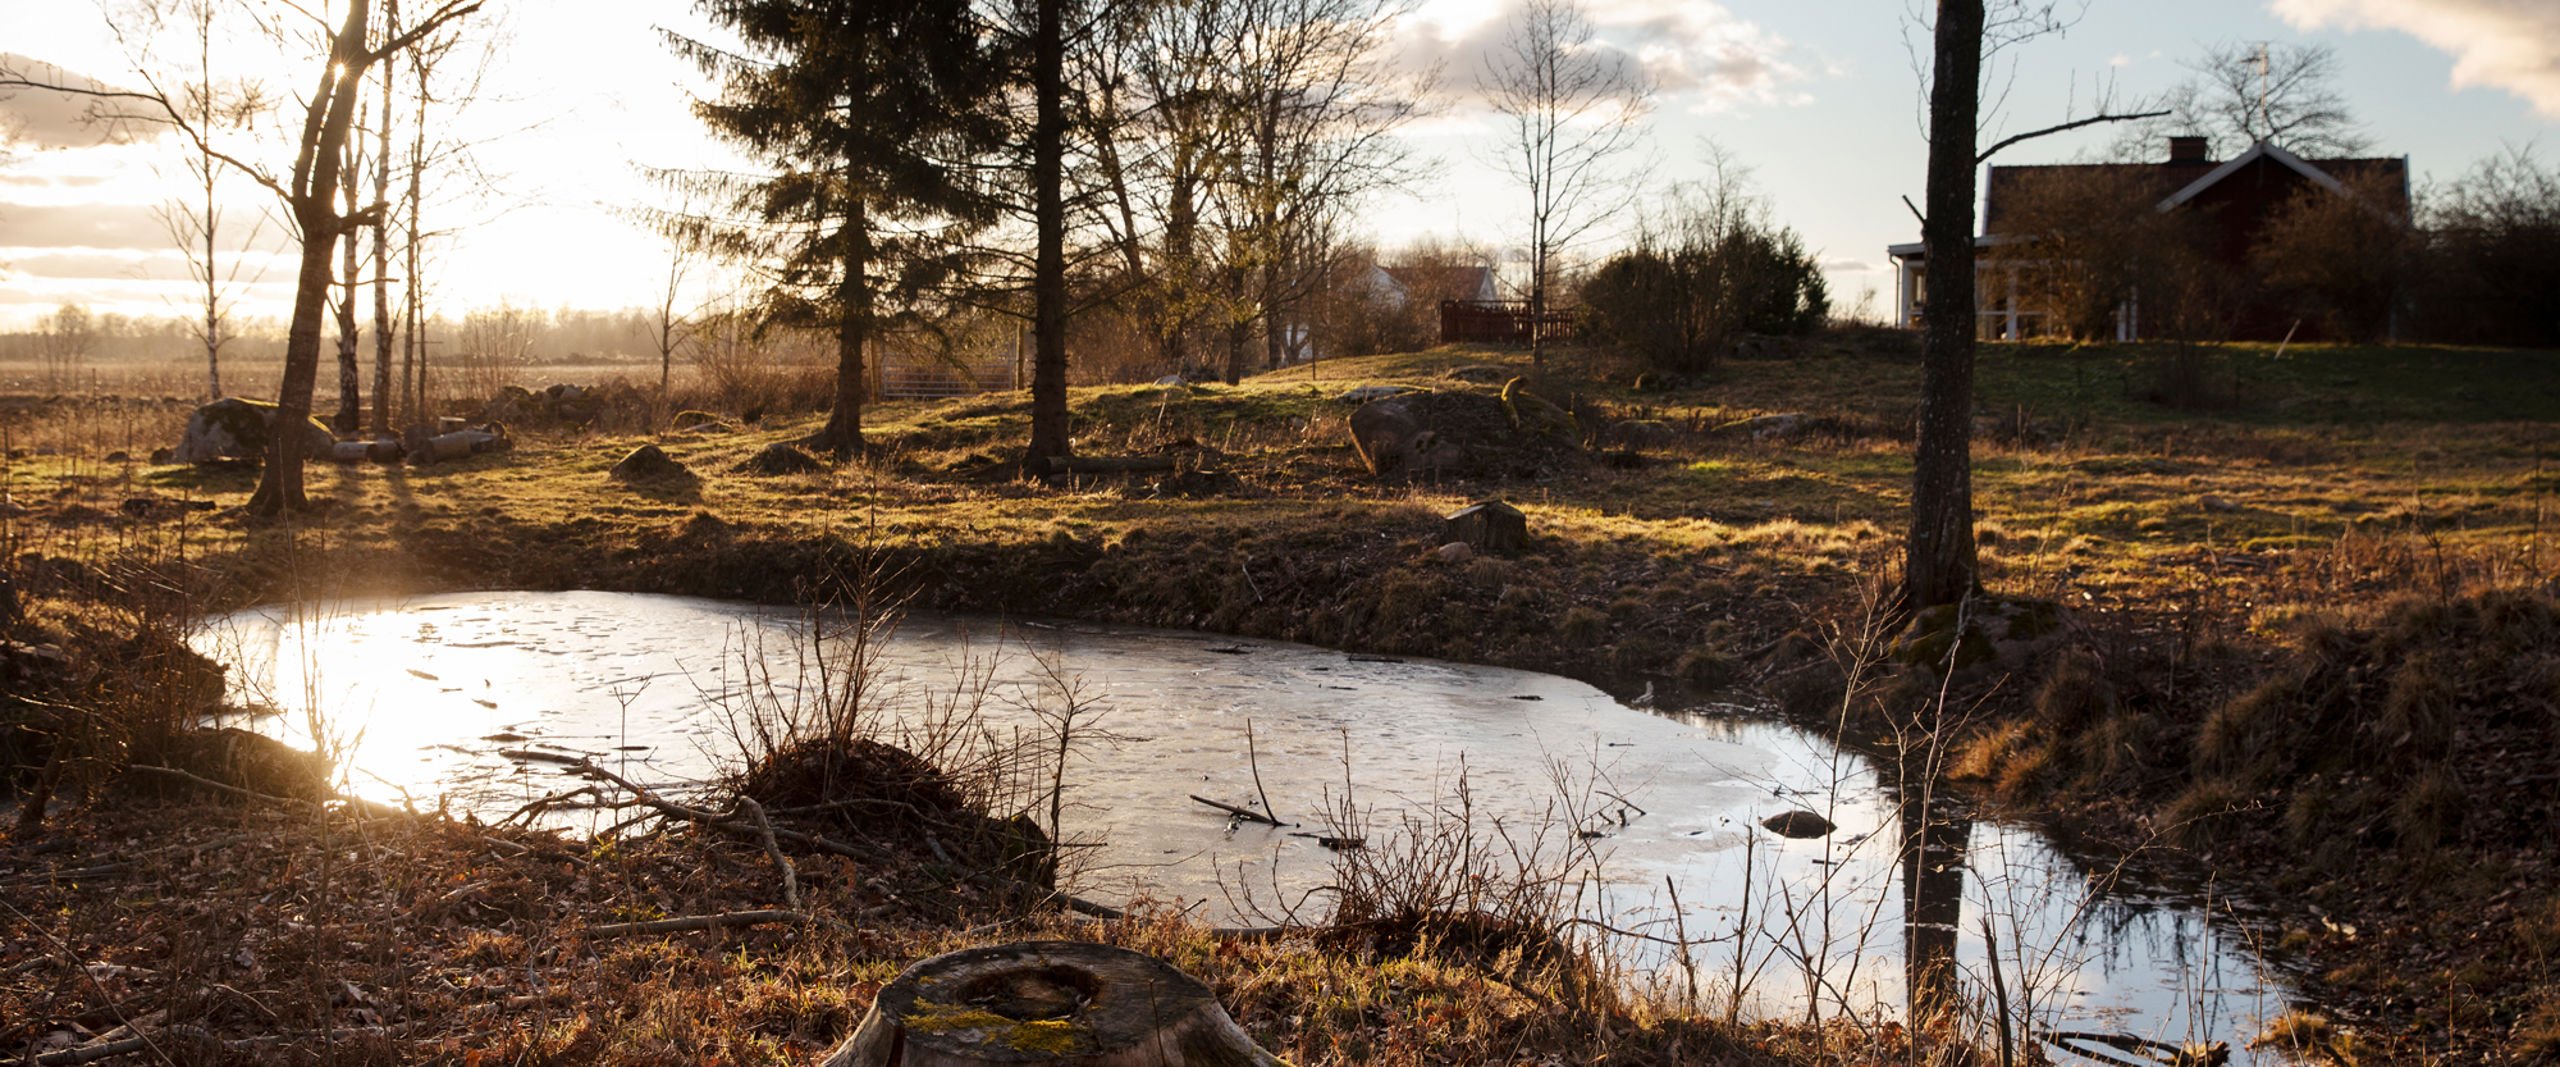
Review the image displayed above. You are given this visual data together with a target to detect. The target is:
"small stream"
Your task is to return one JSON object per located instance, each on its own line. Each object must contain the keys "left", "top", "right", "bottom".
{"left": 195, "top": 591, "right": 2300, "bottom": 1062}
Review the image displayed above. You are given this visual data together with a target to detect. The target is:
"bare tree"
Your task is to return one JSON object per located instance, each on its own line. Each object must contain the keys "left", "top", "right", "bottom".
{"left": 1902, "top": 0, "right": 2160, "bottom": 610}
{"left": 151, "top": 0, "right": 269, "bottom": 402}
{"left": 2158, "top": 41, "right": 2367, "bottom": 159}
{"left": 1484, "top": 0, "right": 1650, "bottom": 368}
{"left": 632, "top": 187, "right": 711, "bottom": 420}
{"left": 37, "top": 303, "right": 95, "bottom": 392}
{"left": 369, "top": 0, "right": 398, "bottom": 434}
{"left": 4, "top": 1, "right": 482, "bottom": 514}
{"left": 332, "top": 95, "right": 369, "bottom": 432}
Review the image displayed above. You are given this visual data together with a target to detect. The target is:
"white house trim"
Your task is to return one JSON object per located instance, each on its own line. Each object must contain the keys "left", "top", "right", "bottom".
{"left": 2155, "top": 140, "right": 2344, "bottom": 212}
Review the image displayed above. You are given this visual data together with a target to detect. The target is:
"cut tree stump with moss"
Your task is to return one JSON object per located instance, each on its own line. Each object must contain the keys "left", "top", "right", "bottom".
{"left": 821, "top": 941, "right": 1281, "bottom": 1066}
{"left": 1444, "top": 500, "right": 1528, "bottom": 554}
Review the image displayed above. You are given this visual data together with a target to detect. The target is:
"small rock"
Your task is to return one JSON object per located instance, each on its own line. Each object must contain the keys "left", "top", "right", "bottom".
{"left": 735, "top": 442, "right": 828, "bottom": 475}
{"left": 609, "top": 443, "right": 694, "bottom": 484}
{"left": 1761, "top": 810, "right": 1836, "bottom": 839}
{"left": 2200, "top": 494, "right": 2238, "bottom": 513}
{"left": 104, "top": 450, "right": 131, "bottom": 463}
{"left": 148, "top": 447, "right": 174, "bottom": 464}
{"left": 1337, "top": 384, "right": 1418, "bottom": 404}
{"left": 1434, "top": 541, "right": 1473, "bottom": 564}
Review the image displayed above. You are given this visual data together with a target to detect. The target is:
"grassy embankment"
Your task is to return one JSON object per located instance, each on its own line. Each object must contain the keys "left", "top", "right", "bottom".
{"left": 5, "top": 333, "right": 2559, "bottom": 1062}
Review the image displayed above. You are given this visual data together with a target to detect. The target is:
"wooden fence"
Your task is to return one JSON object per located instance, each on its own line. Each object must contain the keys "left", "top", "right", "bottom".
{"left": 1438, "top": 300, "right": 1580, "bottom": 345}
{"left": 873, "top": 355, "right": 1019, "bottom": 400}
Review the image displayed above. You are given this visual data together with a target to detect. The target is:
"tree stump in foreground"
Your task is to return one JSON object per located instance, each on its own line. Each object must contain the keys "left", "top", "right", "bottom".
{"left": 821, "top": 941, "right": 1281, "bottom": 1066}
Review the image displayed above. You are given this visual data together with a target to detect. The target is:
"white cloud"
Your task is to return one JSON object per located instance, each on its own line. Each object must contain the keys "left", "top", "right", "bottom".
{"left": 1397, "top": 0, "right": 1810, "bottom": 114}
{"left": 2271, "top": 0, "right": 2560, "bottom": 117}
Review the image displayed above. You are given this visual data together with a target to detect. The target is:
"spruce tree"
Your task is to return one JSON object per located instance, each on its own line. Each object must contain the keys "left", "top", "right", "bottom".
{"left": 671, "top": 0, "right": 1007, "bottom": 456}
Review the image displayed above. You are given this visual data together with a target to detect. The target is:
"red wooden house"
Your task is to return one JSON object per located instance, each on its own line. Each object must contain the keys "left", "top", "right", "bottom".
{"left": 1887, "top": 136, "right": 2410, "bottom": 341}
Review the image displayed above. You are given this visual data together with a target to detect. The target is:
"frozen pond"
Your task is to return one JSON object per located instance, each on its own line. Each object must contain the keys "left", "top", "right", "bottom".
{"left": 197, "top": 590, "right": 2298, "bottom": 1062}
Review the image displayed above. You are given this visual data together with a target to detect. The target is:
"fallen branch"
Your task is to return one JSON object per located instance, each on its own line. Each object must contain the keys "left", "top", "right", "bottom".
{"left": 501, "top": 785, "right": 604, "bottom": 828}
{"left": 587, "top": 909, "right": 812, "bottom": 940}
{"left": 738, "top": 796, "right": 801, "bottom": 911}
{"left": 1050, "top": 455, "right": 1178, "bottom": 474}
{"left": 1245, "top": 721, "right": 1281, "bottom": 825}
{"left": 569, "top": 755, "right": 887, "bottom": 865}
{"left": 1189, "top": 794, "right": 1282, "bottom": 826}
{"left": 495, "top": 748, "right": 589, "bottom": 767}
{"left": 34, "top": 1035, "right": 156, "bottom": 1066}
{"left": 127, "top": 764, "right": 316, "bottom": 808}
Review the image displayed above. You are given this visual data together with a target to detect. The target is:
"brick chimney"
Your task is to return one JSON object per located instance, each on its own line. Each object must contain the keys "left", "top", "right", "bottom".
{"left": 2169, "top": 136, "right": 2211, "bottom": 164}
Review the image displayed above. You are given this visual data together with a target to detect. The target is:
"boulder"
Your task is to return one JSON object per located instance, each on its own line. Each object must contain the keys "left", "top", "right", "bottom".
{"left": 609, "top": 443, "right": 694, "bottom": 484}
{"left": 404, "top": 424, "right": 510, "bottom": 465}
{"left": 173, "top": 397, "right": 336, "bottom": 465}
{"left": 1605, "top": 419, "right": 1677, "bottom": 451}
{"left": 735, "top": 442, "right": 828, "bottom": 476}
{"left": 1716, "top": 412, "right": 1809, "bottom": 441}
{"left": 1443, "top": 499, "right": 1527, "bottom": 554}
{"left": 1349, "top": 390, "right": 1583, "bottom": 481}
{"left": 1761, "top": 810, "right": 1836, "bottom": 839}
{"left": 152, "top": 727, "right": 332, "bottom": 800}
{"left": 1349, "top": 399, "right": 1455, "bottom": 477}
{"left": 1889, "top": 595, "right": 2070, "bottom": 675}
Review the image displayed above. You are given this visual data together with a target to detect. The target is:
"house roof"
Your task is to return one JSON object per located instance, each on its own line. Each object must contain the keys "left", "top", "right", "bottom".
{"left": 1380, "top": 264, "right": 1495, "bottom": 298}
{"left": 1980, "top": 143, "right": 2409, "bottom": 233}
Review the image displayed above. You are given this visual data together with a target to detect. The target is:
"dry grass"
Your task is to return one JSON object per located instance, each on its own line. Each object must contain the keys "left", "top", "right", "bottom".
{"left": 8, "top": 332, "right": 2560, "bottom": 1062}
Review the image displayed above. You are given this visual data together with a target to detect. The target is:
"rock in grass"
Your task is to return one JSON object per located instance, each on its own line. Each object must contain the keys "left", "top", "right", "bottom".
{"left": 1337, "top": 384, "right": 1418, "bottom": 404}
{"left": 1716, "top": 412, "right": 1810, "bottom": 440}
{"left": 735, "top": 442, "right": 827, "bottom": 476}
{"left": 173, "top": 397, "right": 337, "bottom": 464}
{"left": 609, "top": 443, "right": 693, "bottom": 484}
{"left": 1761, "top": 810, "right": 1836, "bottom": 839}
{"left": 670, "top": 409, "right": 732, "bottom": 432}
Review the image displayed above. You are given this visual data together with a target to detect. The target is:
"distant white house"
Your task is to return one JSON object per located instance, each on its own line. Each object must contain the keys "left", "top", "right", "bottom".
{"left": 1364, "top": 263, "right": 1501, "bottom": 308}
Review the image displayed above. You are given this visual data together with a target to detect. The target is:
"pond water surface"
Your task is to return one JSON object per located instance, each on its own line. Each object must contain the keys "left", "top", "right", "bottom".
{"left": 195, "top": 591, "right": 2301, "bottom": 1064}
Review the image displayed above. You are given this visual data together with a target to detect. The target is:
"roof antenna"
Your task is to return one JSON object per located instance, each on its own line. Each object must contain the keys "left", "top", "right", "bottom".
{"left": 2254, "top": 42, "right": 2272, "bottom": 146}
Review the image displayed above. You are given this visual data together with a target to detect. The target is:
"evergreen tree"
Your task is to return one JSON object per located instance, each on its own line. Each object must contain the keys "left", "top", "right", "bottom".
{"left": 670, "top": 0, "right": 1008, "bottom": 456}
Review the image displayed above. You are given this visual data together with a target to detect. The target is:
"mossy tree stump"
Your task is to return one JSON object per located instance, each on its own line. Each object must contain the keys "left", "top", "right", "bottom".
{"left": 822, "top": 941, "right": 1280, "bottom": 1066}
{"left": 1443, "top": 500, "right": 1527, "bottom": 554}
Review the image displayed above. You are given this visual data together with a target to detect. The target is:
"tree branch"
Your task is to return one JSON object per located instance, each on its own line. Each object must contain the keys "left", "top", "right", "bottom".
{"left": 1976, "top": 109, "right": 2169, "bottom": 164}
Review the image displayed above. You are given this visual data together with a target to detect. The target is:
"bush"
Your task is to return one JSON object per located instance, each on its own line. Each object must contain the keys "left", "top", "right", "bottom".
{"left": 2415, "top": 146, "right": 2560, "bottom": 348}
{"left": 1580, "top": 182, "right": 1826, "bottom": 372}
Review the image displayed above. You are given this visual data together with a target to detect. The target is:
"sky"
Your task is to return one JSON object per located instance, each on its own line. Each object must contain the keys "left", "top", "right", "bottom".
{"left": 1, "top": 0, "right": 2557, "bottom": 333}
